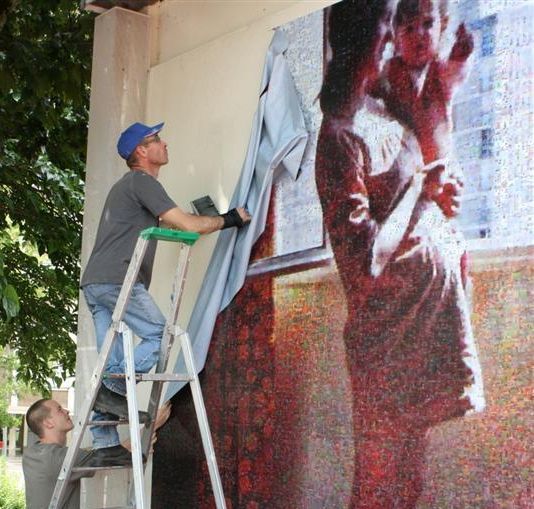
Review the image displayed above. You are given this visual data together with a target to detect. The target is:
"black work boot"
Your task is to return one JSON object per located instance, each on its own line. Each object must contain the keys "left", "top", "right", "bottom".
{"left": 94, "top": 385, "right": 150, "bottom": 424}
{"left": 84, "top": 445, "right": 135, "bottom": 468}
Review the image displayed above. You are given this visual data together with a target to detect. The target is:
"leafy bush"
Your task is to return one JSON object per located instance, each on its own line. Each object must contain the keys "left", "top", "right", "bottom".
{"left": 0, "top": 458, "right": 25, "bottom": 509}
{"left": 0, "top": 0, "right": 93, "bottom": 393}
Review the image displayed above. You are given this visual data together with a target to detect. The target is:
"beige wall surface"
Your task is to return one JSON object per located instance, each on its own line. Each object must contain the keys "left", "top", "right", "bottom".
{"left": 148, "top": 0, "right": 334, "bottom": 66}
{"left": 146, "top": 0, "right": 333, "bottom": 327}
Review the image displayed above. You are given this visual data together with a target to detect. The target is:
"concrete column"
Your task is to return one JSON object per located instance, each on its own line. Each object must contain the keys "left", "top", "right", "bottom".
{"left": 8, "top": 427, "right": 16, "bottom": 457}
{"left": 76, "top": 7, "right": 151, "bottom": 508}
{"left": 1, "top": 427, "right": 6, "bottom": 456}
{"left": 22, "top": 418, "right": 28, "bottom": 449}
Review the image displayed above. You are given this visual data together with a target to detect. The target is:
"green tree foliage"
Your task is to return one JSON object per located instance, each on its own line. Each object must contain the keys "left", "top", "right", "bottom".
{"left": 0, "top": 1, "right": 17, "bottom": 33}
{"left": 0, "top": 348, "right": 24, "bottom": 429}
{"left": 0, "top": 1, "right": 93, "bottom": 391}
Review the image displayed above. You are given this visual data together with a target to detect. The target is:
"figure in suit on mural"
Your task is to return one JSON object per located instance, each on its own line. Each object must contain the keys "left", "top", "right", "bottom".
{"left": 315, "top": 0, "right": 484, "bottom": 506}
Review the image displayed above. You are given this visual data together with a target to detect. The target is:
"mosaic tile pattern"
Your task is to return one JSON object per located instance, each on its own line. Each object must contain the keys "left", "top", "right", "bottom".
{"left": 152, "top": 1, "right": 533, "bottom": 507}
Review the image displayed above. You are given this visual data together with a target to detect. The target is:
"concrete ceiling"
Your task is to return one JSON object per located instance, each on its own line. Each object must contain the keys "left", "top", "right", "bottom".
{"left": 82, "top": 0, "right": 160, "bottom": 13}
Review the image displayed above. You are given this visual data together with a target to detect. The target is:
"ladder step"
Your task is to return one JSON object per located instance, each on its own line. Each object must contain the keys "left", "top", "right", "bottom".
{"left": 138, "top": 373, "right": 192, "bottom": 382}
{"left": 87, "top": 420, "right": 132, "bottom": 426}
{"left": 140, "top": 226, "right": 199, "bottom": 244}
{"left": 94, "top": 506, "right": 134, "bottom": 509}
{"left": 105, "top": 373, "right": 192, "bottom": 382}
{"left": 50, "top": 235, "right": 225, "bottom": 509}
{"left": 72, "top": 465, "right": 132, "bottom": 473}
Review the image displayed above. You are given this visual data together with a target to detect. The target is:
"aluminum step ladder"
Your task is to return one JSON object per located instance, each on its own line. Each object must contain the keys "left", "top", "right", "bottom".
{"left": 49, "top": 227, "right": 226, "bottom": 509}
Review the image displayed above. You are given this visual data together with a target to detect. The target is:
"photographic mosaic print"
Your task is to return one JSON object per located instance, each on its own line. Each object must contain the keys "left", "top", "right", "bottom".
{"left": 153, "top": 1, "right": 533, "bottom": 507}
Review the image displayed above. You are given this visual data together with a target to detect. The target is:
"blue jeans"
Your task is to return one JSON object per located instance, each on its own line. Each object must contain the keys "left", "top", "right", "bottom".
{"left": 83, "top": 283, "right": 166, "bottom": 449}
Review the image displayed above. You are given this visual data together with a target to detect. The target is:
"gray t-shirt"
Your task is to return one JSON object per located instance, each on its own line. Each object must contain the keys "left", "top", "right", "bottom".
{"left": 22, "top": 442, "right": 92, "bottom": 509}
{"left": 81, "top": 170, "right": 176, "bottom": 288}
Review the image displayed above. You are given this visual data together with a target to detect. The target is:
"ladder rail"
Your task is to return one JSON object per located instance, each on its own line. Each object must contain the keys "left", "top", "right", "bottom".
{"left": 51, "top": 229, "right": 226, "bottom": 509}
{"left": 49, "top": 323, "right": 118, "bottom": 508}
{"left": 128, "top": 242, "right": 193, "bottom": 506}
{"left": 49, "top": 236, "right": 149, "bottom": 509}
{"left": 143, "top": 243, "right": 192, "bottom": 453}
{"left": 181, "top": 332, "right": 226, "bottom": 509}
{"left": 164, "top": 242, "right": 192, "bottom": 341}
{"left": 123, "top": 326, "right": 146, "bottom": 509}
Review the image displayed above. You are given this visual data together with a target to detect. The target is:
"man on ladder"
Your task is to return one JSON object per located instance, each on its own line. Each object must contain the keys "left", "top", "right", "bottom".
{"left": 80, "top": 121, "right": 250, "bottom": 465}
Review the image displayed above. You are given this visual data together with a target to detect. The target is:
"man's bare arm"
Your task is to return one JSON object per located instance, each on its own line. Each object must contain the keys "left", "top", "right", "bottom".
{"left": 160, "top": 206, "right": 250, "bottom": 234}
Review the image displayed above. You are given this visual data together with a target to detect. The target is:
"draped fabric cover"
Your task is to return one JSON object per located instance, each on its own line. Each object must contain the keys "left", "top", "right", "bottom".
{"left": 167, "top": 30, "right": 308, "bottom": 399}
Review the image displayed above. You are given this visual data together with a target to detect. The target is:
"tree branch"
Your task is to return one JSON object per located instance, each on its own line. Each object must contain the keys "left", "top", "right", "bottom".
{"left": 0, "top": 0, "right": 18, "bottom": 33}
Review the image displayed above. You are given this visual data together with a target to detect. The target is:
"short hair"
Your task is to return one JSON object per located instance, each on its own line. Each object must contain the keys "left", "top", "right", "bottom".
{"left": 26, "top": 399, "right": 51, "bottom": 438}
{"left": 126, "top": 137, "right": 152, "bottom": 168}
{"left": 126, "top": 150, "right": 139, "bottom": 168}
{"left": 394, "top": 0, "right": 448, "bottom": 27}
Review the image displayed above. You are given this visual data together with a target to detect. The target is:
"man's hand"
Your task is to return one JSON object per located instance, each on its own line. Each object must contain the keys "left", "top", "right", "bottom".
{"left": 154, "top": 401, "right": 172, "bottom": 430}
{"left": 122, "top": 402, "right": 173, "bottom": 453}
{"left": 450, "top": 23, "right": 474, "bottom": 62}
{"left": 220, "top": 207, "right": 251, "bottom": 229}
{"left": 434, "top": 176, "right": 463, "bottom": 218}
{"left": 421, "top": 162, "right": 445, "bottom": 201}
{"left": 237, "top": 207, "right": 251, "bottom": 224}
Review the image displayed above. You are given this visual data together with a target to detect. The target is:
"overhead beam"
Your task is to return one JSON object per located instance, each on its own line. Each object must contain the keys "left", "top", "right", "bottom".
{"left": 81, "top": 0, "right": 159, "bottom": 13}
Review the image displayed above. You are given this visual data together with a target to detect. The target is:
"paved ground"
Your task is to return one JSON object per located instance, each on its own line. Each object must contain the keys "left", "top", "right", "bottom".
{"left": 3, "top": 454, "right": 25, "bottom": 490}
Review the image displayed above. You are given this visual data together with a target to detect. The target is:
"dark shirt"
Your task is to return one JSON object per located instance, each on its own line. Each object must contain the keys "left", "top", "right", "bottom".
{"left": 22, "top": 442, "right": 93, "bottom": 509}
{"left": 81, "top": 170, "right": 176, "bottom": 288}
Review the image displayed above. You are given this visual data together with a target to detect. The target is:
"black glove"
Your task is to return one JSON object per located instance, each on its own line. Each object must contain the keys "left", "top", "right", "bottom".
{"left": 220, "top": 208, "right": 246, "bottom": 229}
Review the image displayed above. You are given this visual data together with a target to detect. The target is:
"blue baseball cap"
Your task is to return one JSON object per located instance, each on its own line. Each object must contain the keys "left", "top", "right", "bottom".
{"left": 117, "top": 121, "right": 164, "bottom": 160}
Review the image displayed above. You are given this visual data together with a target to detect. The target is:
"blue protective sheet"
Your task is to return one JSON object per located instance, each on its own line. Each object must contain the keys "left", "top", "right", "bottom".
{"left": 166, "top": 30, "right": 309, "bottom": 399}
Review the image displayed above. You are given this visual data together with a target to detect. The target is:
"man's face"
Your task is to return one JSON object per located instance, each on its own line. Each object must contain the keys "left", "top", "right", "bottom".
{"left": 394, "top": 0, "right": 442, "bottom": 70}
{"left": 142, "top": 133, "right": 168, "bottom": 166}
{"left": 44, "top": 400, "right": 74, "bottom": 433}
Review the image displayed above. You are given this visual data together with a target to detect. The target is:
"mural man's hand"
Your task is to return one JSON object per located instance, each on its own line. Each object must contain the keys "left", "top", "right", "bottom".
{"left": 450, "top": 23, "right": 474, "bottom": 62}
{"left": 434, "top": 175, "right": 464, "bottom": 218}
{"left": 421, "top": 162, "right": 445, "bottom": 201}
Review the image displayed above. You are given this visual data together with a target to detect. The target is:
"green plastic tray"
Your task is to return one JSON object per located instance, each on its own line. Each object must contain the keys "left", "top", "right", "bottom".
{"left": 139, "top": 227, "right": 199, "bottom": 245}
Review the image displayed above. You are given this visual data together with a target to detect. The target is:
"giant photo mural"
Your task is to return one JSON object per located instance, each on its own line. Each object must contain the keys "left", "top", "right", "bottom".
{"left": 153, "top": 0, "right": 532, "bottom": 507}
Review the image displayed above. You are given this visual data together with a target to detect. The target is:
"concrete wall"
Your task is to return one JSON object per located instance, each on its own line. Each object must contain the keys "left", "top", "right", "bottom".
{"left": 77, "top": 9, "right": 151, "bottom": 507}
{"left": 145, "top": 0, "right": 333, "bottom": 327}
{"left": 77, "top": 2, "right": 333, "bottom": 507}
